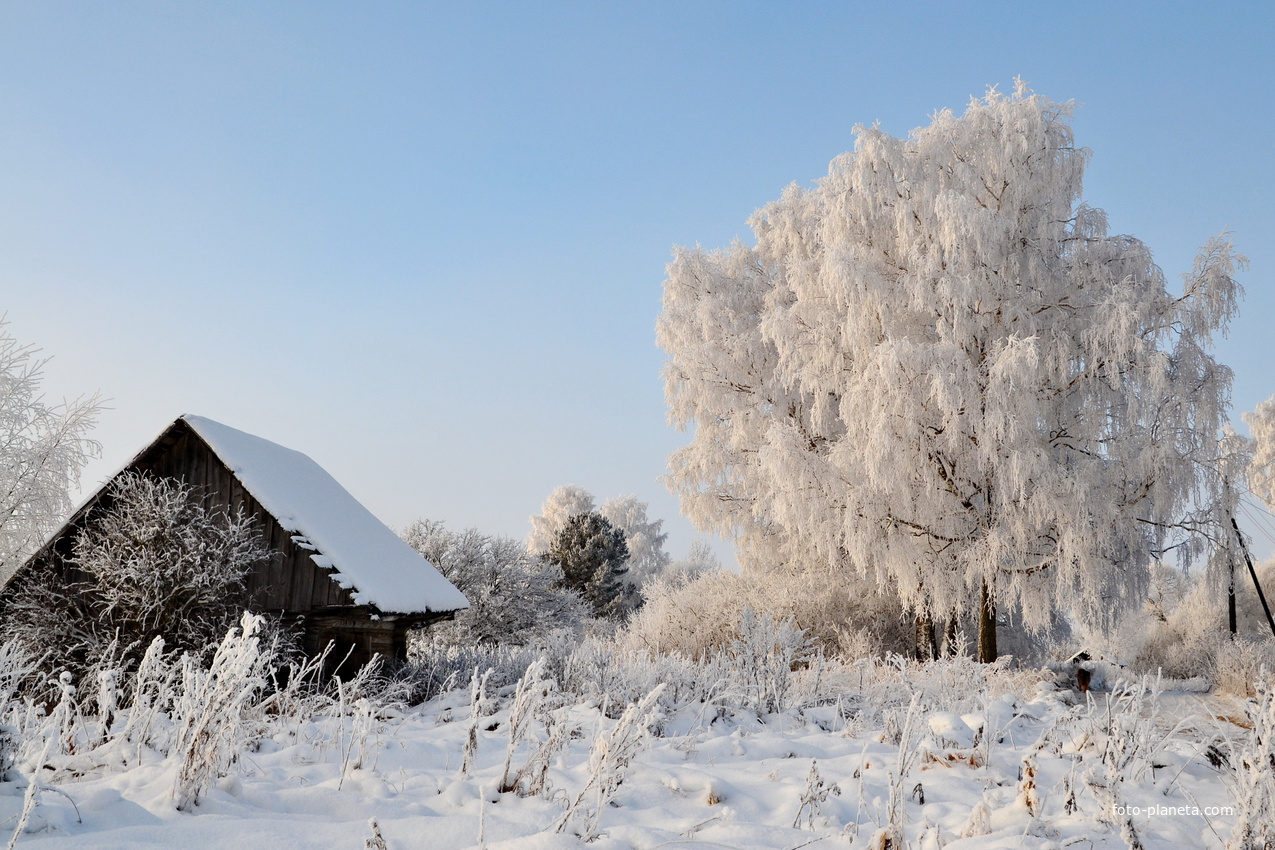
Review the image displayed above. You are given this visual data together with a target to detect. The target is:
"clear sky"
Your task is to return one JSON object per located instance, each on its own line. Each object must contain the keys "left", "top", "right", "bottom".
{"left": 2, "top": 1, "right": 1273, "bottom": 564}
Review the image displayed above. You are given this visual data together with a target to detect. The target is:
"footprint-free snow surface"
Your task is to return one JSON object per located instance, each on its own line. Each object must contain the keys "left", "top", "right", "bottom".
{"left": 1, "top": 674, "right": 1253, "bottom": 850}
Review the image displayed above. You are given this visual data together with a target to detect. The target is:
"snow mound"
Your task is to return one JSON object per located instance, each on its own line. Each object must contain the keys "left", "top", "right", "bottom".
{"left": 927, "top": 712, "right": 975, "bottom": 749}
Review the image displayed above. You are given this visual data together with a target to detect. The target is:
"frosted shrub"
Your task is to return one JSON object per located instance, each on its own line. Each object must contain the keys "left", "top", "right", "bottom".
{"left": 619, "top": 570, "right": 738, "bottom": 658}
{"left": 553, "top": 685, "right": 664, "bottom": 840}
{"left": 1128, "top": 579, "right": 1226, "bottom": 680}
{"left": 1215, "top": 638, "right": 1275, "bottom": 697}
{"left": 171, "top": 613, "right": 273, "bottom": 811}
{"left": 1227, "top": 674, "right": 1275, "bottom": 850}
{"left": 1233, "top": 556, "right": 1275, "bottom": 639}
{"left": 402, "top": 520, "right": 587, "bottom": 646}
{"left": 1100, "top": 566, "right": 1275, "bottom": 690}
{"left": 561, "top": 637, "right": 719, "bottom": 713}
{"left": 832, "top": 652, "right": 1047, "bottom": 734}
{"left": 621, "top": 567, "right": 908, "bottom": 661}
{"left": 401, "top": 640, "right": 542, "bottom": 705}
{"left": 3, "top": 472, "right": 268, "bottom": 680}
{"left": 722, "top": 606, "right": 812, "bottom": 714}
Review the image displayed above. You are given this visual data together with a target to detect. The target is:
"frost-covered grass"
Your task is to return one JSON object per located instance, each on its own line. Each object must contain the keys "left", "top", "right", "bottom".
{"left": 0, "top": 620, "right": 1265, "bottom": 849}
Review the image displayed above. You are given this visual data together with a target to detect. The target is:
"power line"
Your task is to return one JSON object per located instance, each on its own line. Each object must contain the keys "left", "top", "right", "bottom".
{"left": 1238, "top": 497, "right": 1275, "bottom": 550}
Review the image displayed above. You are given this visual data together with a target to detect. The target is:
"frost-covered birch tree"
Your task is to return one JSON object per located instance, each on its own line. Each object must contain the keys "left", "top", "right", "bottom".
{"left": 657, "top": 83, "right": 1243, "bottom": 660}
{"left": 527, "top": 485, "right": 597, "bottom": 555}
{"left": 0, "top": 321, "right": 101, "bottom": 580}
{"left": 1244, "top": 397, "right": 1275, "bottom": 511}
{"left": 599, "top": 494, "right": 671, "bottom": 584}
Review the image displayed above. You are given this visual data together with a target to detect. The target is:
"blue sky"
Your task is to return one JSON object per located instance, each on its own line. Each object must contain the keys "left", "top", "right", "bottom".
{"left": 2, "top": 2, "right": 1273, "bottom": 563}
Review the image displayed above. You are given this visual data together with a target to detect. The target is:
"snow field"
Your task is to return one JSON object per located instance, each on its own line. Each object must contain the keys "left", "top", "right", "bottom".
{"left": 0, "top": 645, "right": 1262, "bottom": 850}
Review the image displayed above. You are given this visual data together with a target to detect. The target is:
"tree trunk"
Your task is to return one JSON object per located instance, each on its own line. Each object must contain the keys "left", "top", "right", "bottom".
{"left": 915, "top": 611, "right": 938, "bottom": 661}
{"left": 978, "top": 580, "right": 998, "bottom": 663}
{"left": 943, "top": 612, "right": 959, "bottom": 657}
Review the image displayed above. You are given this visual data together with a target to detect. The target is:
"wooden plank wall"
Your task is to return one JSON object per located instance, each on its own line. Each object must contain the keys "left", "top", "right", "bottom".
{"left": 129, "top": 422, "right": 356, "bottom": 613}
{"left": 8, "top": 418, "right": 455, "bottom": 669}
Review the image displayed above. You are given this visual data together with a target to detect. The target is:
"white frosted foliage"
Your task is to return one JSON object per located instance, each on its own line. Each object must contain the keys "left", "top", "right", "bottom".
{"left": 0, "top": 322, "right": 102, "bottom": 580}
{"left": 527, "top": 485, "right": 596, "bottom": 555}
{"left": 529, "top": 486, "right": 671, "bottom": 590}
{"left": 600, "top": 494, "right": 671, "bottom": 586}
{"left": 1243, "top": 396, "right": 1275, "bottom": 511}
{"left": 657, "top": 83, "right": 1243, "bottom": 632}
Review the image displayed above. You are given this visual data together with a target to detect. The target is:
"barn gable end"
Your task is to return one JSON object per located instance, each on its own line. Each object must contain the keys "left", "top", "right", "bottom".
{"left": 5, "top": 415, "right": 467, "bottom": 671}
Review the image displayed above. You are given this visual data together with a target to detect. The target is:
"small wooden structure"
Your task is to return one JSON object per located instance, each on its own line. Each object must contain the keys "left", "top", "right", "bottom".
{"left": 4, "top": 415, "right": 467, "bottom": 673}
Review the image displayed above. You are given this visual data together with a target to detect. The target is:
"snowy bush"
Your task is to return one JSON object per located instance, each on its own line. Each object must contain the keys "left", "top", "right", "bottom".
{"left": 1233, "top": 556, "right": 1275, "bottom": 641}
{"left": 3, "top": 472, "right": 269, "bottom": 680}
{"left": 1129, "top": 579, "right": 1226, "bottom": 680}
{"left": 401, "top": 519, "right": 586, "bottom": 647}
{"left": 1089, "top": 563, "right": 1275, "bottom": 690}
{"left": 399, "top": 640, "right": 546, "bottom": 705}
{"left": 558, "top": 636, "right": 721, "bottom": 717}
{"left": 726, "top": 607, "right": 812, "bottom": 714}
{"left": 1215, "top": 638, "right": 1275, "bottom": 697}
{"left": 171, "top": 613, "right": 274, "bottom": 810}
{"left": 1227, "top": 674, "right": 1275, "bottom": 850}
{"left": 621, "top": 566, "right": 910, "bottom": 661}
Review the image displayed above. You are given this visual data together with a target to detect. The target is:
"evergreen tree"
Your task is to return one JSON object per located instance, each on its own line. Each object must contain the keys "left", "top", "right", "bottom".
{"left": 544, "top": 512, "right": 629, "bottom": 619}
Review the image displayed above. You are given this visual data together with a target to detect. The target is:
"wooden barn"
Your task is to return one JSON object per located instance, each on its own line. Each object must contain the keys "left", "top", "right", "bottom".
{"left": 4, "top": 414, "right": 468, "bottom": 672}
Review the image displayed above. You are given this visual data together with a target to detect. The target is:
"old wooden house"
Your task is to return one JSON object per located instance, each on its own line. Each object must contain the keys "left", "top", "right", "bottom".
{"left": 5, "top": 414, "right": 468, "bottom": 672}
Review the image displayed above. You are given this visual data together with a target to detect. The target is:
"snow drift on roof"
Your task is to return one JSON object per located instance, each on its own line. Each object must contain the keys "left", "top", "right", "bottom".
{"left": 182, "top": 415, "right": 467, "bottom": 615}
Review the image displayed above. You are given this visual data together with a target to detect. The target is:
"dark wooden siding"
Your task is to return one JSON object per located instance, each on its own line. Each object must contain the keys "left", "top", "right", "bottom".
{"left": 128, "top": 421, "right": 356, "bottom": 613}
{"left": 5, "top": 417, "right": 458, "bottom": 669}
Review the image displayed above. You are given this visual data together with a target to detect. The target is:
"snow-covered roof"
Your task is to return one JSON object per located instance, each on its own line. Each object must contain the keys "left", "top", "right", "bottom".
{"left": 182, "top": 415, "right": 467, "bottom": 615}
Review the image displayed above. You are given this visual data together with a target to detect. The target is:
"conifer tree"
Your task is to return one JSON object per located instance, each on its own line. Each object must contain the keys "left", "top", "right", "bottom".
{"left": 543, "top": 512, "right": 629, "bottom": 619}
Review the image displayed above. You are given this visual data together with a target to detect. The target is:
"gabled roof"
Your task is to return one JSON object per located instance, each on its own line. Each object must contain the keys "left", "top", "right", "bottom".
{"left": 180, "top": 416, "right": 467, "bottom": 615}
{"left": 11, "top": 415, "right": 468, "bottom": 616}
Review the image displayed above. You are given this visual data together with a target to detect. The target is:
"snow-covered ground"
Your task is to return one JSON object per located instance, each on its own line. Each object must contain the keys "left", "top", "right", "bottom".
{"left": 0, "top": 660, "right": 1260, "bottom": 850}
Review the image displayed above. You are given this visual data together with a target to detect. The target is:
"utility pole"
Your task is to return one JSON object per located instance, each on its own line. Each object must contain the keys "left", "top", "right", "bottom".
{"left": 1232, "top": 516, "right": 1275, "bottom": 639}
{"left": 1229, "top": 554, "right": 1238, "bottom": 636}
